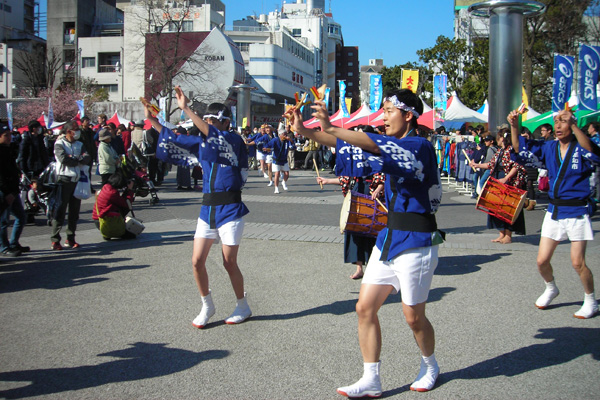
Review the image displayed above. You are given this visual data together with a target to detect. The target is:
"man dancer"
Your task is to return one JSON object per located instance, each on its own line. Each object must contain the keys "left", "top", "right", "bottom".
{"left": 147, "top": 87, "right": 252, "bottom": 328}
{"left": 264, "top": 123, "right": 295, "bottom": 194}
{"left": 293, "top": 89, "right": 443, "bottom": 396}
{"left": 510, "top": 109, "right": 599, "bottom": 319}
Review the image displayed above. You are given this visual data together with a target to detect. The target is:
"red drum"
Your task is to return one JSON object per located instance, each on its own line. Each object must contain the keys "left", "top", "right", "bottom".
{"left": 340, "top": 191, "right": 388, "bottom": 237}
{"left": 476, "top": 177, "right": 526, "bottom": 225}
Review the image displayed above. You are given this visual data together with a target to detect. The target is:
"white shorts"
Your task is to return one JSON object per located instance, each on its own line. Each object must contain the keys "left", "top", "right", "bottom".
{"left": 257, "top": 152, "right": 266, "bottom": 161}
{"left": 272, "top": 163, "right": 290, "bottom": 172}
{"left": 194, "top": 218, "right": 245, "bottom": 246}
{"left": 362, "top": 245, "right": 438, "bottom": 306}
{"left": 265, "top": 155, "right": 273, "bottom": 164}
{"left": 541, "top": 212, "right": 593, "bottom": 241}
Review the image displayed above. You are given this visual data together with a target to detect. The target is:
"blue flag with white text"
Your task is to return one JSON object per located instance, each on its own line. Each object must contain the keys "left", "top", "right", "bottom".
{"left": 578, "top": 45, "right": 600, "bottom": 111}
{"left": 552, "top": 54, "right": 575, "bottom": 112}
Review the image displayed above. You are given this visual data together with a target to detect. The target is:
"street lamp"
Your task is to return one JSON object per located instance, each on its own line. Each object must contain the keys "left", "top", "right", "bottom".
{"left": 469, "top": 0, "right": 546, "bottom": 132}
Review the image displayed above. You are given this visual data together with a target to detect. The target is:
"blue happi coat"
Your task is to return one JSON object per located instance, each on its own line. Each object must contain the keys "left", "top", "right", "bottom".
{"left": 266, "top": 136, "right": 294, "bottom": 166}
{"left": 336, "top": 132, "right": 442, "bottom": 261}
{"left": 517, "top": 136, "right": 600, "bottom": 219}
{"left": 157, "top": 125, "right": 249, "bottom": 228}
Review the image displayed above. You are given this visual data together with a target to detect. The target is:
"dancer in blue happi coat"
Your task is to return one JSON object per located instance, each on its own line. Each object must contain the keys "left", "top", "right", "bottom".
{"left": 263, "top": 122, "right": 295, "bottom": 194}
{"left": 144, "top": 86, "right": 252, "bottom": 329}
{"left": 510, "top": 108, "right": 600, "bottom": 319}
{"left": 292, "top": 89, "right": 443, "bottom": 397}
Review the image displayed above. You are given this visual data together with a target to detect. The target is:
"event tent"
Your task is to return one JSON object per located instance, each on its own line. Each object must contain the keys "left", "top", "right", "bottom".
{"left": 441, "top": 92, "right": 487, "bottom": 129}
{"left": 333, "top": 104, "right": 372, "bottom": 128}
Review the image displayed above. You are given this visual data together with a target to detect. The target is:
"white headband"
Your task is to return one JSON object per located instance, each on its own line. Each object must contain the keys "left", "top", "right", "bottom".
{"left": 384, "top": 95, "right": 421, "bottom": 118}
{"left": 203, "top": 110, "right": 230, "bottom": 121}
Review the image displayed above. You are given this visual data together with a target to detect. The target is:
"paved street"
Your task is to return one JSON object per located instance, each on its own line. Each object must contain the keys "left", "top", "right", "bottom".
{"left": 1, "top": 169, "right": 599, "bottom": 399}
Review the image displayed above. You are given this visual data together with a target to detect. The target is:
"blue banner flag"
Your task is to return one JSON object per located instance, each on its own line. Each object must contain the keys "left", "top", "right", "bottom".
{"left": 339, "top": 80, "right": 350, "bottom": 118}
{"left": 6, "top": 103, "right": 12, "bottom": 130}
{"left": 369, "top": 75, "right": 382, "bottom": 111}
{"left": 324, "top": 87, "right": 331, "bottom": 109}
{"left": 578, "top": 45, "right": 600, "bottom": 111}
{"left": 76, "top": 100, "right": 85, "bottom": 118}
{"left": 552, "top": 54, "right": 575, "bottom": 112}
{"left": 47, "top": 98, "right": 54, "bottom": 128}
{"left": 433, "top": 74, "right": 447, "bottom": 121}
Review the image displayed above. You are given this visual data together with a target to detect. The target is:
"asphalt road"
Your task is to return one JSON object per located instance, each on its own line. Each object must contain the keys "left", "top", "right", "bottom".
{"left": 1, "top": 169, "right": 599, "bottom": 399}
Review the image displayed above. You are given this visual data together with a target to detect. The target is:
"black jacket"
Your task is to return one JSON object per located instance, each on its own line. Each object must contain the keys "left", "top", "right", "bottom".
{"left": 19, "top": 131, "right": 50, "bottom": 176}
{"left": 0, "top": 144, "right": 20, "bottom": 199}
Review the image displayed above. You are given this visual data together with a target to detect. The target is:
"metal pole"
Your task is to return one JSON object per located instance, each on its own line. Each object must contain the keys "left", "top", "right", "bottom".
{"left": 469, "top": 1, "right": 545, "bottom": 132}
{"left": 229, "top": 84, "right": 257, "bottom": 129}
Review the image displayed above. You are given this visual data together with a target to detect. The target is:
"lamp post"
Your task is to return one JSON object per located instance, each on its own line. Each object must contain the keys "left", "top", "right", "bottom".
{"left": 469, "top": 0, "right": 546, "bottom": 132}
{"left": 229, "top": 84, "right": 257, "bottom": 129}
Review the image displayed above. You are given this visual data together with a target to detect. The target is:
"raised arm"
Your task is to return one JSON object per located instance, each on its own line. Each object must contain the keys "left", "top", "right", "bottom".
{"left": 289, "top": 106, "right": 337, "bottom": 148}
{"left": 311, "top": 101, "right": 379, "bottom": 154}
{"left": 175, "top": 86, "right": 210, "bottom": 136}
{"left": 563, "top": 110, "right": 600, "bottom": 156}
{"left": 508, "top": 109, "right": 520, "bottom": 151}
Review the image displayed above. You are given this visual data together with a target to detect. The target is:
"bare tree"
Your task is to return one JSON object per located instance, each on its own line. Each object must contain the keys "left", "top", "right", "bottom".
{"left": 126, "top": 0, "right": 228, "bottom": 121}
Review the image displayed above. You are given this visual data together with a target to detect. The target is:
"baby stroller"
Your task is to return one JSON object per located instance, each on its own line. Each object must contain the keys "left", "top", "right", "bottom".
{"left": 21, "top": 169, "right": 51, "bottom": 224}
{"left": 124, "top": 144, "right": 160, "bottom": 205}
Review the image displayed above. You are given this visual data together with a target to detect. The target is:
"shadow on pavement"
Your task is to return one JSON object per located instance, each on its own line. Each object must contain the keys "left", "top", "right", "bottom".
{"left": 436, "top": 253, "right": 511, "bottom": 276}
{"left": 0, "top": 342, "right": 229, "bottom": 399}
{"left": 383, "top": 327, "right": 600, "bottom": 397}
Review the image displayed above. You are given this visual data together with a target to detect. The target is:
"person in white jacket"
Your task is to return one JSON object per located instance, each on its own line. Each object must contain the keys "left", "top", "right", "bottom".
{"left": 50, "top": 121, "right": 91, "bottom": 250}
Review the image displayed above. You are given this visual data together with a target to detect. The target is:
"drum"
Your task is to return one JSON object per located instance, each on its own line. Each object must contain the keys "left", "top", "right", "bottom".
{"left": 476, "top": 177, "right": 526, "bottom": 225}
{"left": 340, "top": 191, "right": 388, "bottom": 237}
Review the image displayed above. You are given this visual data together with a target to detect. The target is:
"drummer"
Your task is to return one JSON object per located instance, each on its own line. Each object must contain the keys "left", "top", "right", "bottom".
{"left": 316, "top": 124, "right": 385, "bottom": 280}
{"left": 291, "top": 88, "right": 443, "bottom": 396}
{"left": 469, "top": 128, "right": 528, "bottom": 244}
{"left": 509, "top": 108, "right": 600, "bottom": 319}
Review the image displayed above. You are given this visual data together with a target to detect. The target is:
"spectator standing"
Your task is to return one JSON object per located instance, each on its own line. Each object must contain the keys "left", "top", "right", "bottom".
{"left": 98, "top": 128, "right": 120, "bottom": 187}
{"left": 50, "top": 121, "right": 91, "bottom": 250}
{"left": 18, "top": 120, "right": 50, "bottom": 178}
{"left": 0, "top": 124, "right": 29, "bottom": 257}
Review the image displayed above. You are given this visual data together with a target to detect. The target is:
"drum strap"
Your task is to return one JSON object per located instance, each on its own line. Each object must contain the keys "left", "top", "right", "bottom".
{"left": 203, "top": 190, "right": 242, "bottom": 206}
{"left": 387, "top": 212, "right": 438, "bottom": 232}
{"left": 551, "top": 141, "right": 578, "bottom": 220}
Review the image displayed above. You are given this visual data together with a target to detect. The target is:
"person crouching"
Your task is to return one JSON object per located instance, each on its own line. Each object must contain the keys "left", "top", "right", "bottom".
{"left": 92, "top": 171, "right": 137, "bottom": 240}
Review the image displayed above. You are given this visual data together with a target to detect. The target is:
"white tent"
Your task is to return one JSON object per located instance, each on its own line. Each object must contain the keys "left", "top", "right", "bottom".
{"left": 420, "top": 97, "right": 432, "bottom": 113}
{"left": 442, "top": 92, "right": 487, "bottom": 129}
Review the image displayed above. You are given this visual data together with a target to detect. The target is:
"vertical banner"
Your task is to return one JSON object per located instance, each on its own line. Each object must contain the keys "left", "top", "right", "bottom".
{"left": 339, "top": 81, "right": 350, "bottom": 118}
{"left": 578, "top": 44, "right": 600, "bottom": 112}
{"left": 47, "top": 98, "right": 54, "bottom": 128}
{"left": 76, "top": 100, "right": 85, "bottom": 119}
{"left": 369, "top": 74, "right": 382, "bottom": 111}
{"left": 6, "top": 103, "right": 12, "bottom": 130}
{"left": 159, "top": 97, "right": 166, "bottom": 121}
{"left": 433, "top": 74, "right": 447, "bottom": 122}
{"left": 552, "top": 54, "right": 575, "bottom": 112}
{"left": 230, "top": 105, "right": 236, "bottom": 128}
{"left": 324, "top": 87, "right": 331, "bottom": 109}
{"left": 401, "top": 69, "right": 419, "bottom": 93}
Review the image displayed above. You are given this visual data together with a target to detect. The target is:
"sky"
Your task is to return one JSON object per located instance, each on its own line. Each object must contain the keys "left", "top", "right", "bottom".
{"left": 224, "top": 0, "right": 456, "bottom": 67}
{"left": 38, "top": 0, "right": 455, "bottom": 66}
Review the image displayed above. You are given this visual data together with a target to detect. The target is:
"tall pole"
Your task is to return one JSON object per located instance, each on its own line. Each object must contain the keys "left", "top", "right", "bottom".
{"left": 469, "top": 1, "right": 545, "bottom": 132}
{"left": 229, "top": 84, "right": 257, "bottom": 129}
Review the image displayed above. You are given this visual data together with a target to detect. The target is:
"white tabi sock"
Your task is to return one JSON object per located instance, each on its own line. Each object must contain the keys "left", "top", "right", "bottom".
{"left": 336, "top": 361, "right": 382, "bottom": 398}
{"left": 410, "top": 354, "right": 439, "bottom": 392}
{"left": 574, "top": 292, "right": 599, "bottom": 319}
{"left": 192, "top": 289, "right": 216, "bottom": 329}
{"left": 535, "top": 280, "right": 559, "bottom": 309}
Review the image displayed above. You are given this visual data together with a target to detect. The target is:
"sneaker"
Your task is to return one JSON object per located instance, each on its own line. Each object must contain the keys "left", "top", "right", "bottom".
{"left": 51, "top": 242, "right": 63, "bottom": 251}
{"left": 337, "top": 378, "right": 382, "bottom": 398}
{"left": 13, "top": 244, "right": 30, "bottom": 253}
{"left": 2, "top": 248, "right": 21, "bottom": 257}
{"left": 267, "top": 181, "right": 273, "bottom": 187}
{"left": 282, "top": 181, "right": 288, "bottom": 191}
{"left": 274, "top": 187, "right": 280, "bottom": 194}
{"left": 535, "top": 285, "right": 559, "bottom": 309}
{"left": 64, "top": 240, "right": 80, "bottom": 249}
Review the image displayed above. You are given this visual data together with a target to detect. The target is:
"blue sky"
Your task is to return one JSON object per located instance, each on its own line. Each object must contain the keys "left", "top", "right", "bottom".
{"left": 225, "top": 0, "right": 456, "bottom": 67}
{"left": 38, "top": 0, "right": 455, "bottom": 67}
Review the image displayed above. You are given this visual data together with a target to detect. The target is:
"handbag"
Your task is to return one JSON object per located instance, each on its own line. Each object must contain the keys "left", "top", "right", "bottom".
{"left": 96, "top": 202, "right": 126, "bottom": 238}
{"left": 74, "top": 170, "right": 92, "bottom": 200}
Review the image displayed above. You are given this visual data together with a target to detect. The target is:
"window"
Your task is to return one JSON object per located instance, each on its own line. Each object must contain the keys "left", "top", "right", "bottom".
{"left": 98, "top": 52, "right": 121, "bottom": 73}
{"left": 348, "top": 72, "right": 353, "bottom": 77}
{"left": 348, "top": 82, "right": 353, "bottom": 87}
{"left": 82, "top": 57, "right": 95, "bottom": 68}
{"left": 348, "top": 62, "right": 353, "bottom": 66}
{"left": 98, "top": 84, "right": 118, "bottom": 93}
{"left": 4, "top": 4, "right": 11, "bottom": 12}
{"left": 348, "top": 52, "right": 354, "bottom": 56}
{"left": 236, "top": 42, "right": 250, "bottom": 52}
{"left": 168, "top": 22, "right": 179, "bottom": 32}
{"left": 182, "top": 21, "right": 193, "bottom": 32}
{"left": 292, "top": 28, "right": 301, "bottom": 37}
{"left": 63, "top": 22, "right": 76, "bottom": 45}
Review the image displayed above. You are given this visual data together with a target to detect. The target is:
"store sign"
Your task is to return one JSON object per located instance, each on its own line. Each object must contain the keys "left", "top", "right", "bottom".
{"left": 205, "top": 55, "right": 225, "bottom": 62}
